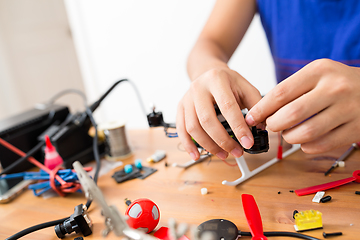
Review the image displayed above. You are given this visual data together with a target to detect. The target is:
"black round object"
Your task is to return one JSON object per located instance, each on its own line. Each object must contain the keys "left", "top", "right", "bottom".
{"left": 197, "top": 219, "right": 239, "bottom": 240}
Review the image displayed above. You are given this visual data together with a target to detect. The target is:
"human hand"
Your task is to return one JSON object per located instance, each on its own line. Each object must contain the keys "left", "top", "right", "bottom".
{"left": 176, "top": 68, "right": 262, "bottom": 160}
{"left": 245, "top": 59, "right": 360, "bottom": 154}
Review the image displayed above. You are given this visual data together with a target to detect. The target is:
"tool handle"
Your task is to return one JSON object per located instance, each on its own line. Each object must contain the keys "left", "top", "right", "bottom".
{"left": 295, "top": 176, "right": 356, "bottom": 196}
{"left": 336, "top": 145, "right": 356, "bottom": 162}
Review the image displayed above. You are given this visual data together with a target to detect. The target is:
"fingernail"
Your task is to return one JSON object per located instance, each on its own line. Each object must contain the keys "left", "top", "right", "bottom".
{"left": 190, "top": 152, "right": 197, "bottom": 160}
{"left": 246, "top": 113, "right": 255, "bottom": 125}
{"left": 216, "top": 152, "right": 227, "bottom": 160}
{"left": 231, "top": 148, "right": 243, "bottom": 158}
{"left": 240, "top": 136, "right": 253, "bottom": 149}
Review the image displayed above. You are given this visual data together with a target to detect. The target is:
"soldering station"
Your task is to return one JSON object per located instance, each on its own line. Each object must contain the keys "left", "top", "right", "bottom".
{"left": 0, "top": 79, "right": 355, "bottom": 240}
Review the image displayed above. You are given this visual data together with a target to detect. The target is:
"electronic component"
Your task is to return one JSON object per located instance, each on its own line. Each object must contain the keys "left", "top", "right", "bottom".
{"left": 198, "top": 219, "right": 239, "bottom": 240}
{"left": 323, "top": 232, "right": 342, "bottom": 238}
{"left": 112, "top": 164, "right": 157, "bottom": 183}
{"left": 113, "top": 167, "right": 141, "bottom": 183}
{"left": 147, "top": 150, "right": 166, "bottom": 162}
{"left": 54, "top": 204, "right": 92, "bottom": 238}
{"left": 312, "top": 191, "right": 325, "bottom": 203}
{"left": 244, "top": 127, "right": 269, "bottom": 154}
{"left": 320, "top": 195, "right": 332, "bottom": 203}
{"left": 146, "top": 106, "right": 177, "bottom": 138}
{"left": 147, "top": 109, "right": 165, "bottom": 127}
{"left": 147, "top": 105, "right": 269, "bottom": 153}
{"left": 294, "top": 210, "right": 323, "bottom": 232}
{"left": 216, "top": 106, "right": 269, "bottom": 154}
{"left": 0, "top": 104, "right": 69, "bottom": 173}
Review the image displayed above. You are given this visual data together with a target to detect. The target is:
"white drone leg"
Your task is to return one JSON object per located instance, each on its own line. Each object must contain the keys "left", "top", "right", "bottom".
{"left": 172, "top": 153, "right": 211, "bottom": 168}
{"left": 222, "top": 144, "right": 301, "bottom": 186}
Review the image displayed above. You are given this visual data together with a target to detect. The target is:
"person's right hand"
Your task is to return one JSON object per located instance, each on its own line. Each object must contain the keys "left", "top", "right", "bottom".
{"left": 176, "top": 67, "right": 262, "bottom": 160}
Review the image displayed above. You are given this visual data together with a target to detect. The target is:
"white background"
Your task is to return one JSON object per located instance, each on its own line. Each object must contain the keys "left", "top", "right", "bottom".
{"left": 65, "top": 0, "right": 276, "bottom": 129}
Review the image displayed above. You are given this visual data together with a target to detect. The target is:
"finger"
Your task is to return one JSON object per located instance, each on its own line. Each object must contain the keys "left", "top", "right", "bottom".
{"left": 208, "top": 81, "right": 254, "bottom": 150}
{"left": 235, "top": 79, "right": 263, "bottom": 110}
{"left": 193, "top": 91, "right": 244, "bottom": 157}
{"left": 245, "top": 65, "right": 318, "bottom": 126}
{"left": 300, "top": 119, "right": 360, "bottom": 154}
{"left": 266, "top": 86, "right": 333, "bottom": 132}
{"left": 282, "top": 103, "right": 352, "bottom": 144}
{"left": 183, "top": 97, "right": 229, "bottom": 159}
{"left": 176, "top": 101, "right": 200, "bottom": 160}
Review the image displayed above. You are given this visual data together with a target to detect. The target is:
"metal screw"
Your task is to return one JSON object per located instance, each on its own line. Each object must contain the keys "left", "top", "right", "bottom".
{"left": 323, "top": 232, "right": 342, "bottom": 238}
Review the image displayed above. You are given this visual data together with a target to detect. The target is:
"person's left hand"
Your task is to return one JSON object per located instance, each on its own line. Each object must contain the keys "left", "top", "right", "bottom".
{"left": 245, "top": 58, "right": 360, "bottom": 154}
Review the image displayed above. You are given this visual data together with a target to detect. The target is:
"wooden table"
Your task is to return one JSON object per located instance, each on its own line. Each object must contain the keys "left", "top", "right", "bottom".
{"left": 1, "top": 128, "right": 359, "bottom": 239}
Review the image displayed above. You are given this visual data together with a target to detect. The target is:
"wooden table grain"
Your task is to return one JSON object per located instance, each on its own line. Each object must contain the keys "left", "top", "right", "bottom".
{"left": 1, "top": 128, "right": 359, "bottom": 239}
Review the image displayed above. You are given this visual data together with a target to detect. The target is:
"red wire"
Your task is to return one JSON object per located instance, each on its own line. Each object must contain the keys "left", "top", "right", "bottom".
{"left": 0, "top": 137, "right": 80, "bottom": 196}
{"left": 277, "top": 132, "right": 283, "bottom": 160}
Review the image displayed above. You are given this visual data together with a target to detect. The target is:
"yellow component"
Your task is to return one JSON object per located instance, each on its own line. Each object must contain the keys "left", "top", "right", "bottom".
{"left": 294, "top": 210, "right": 322, "bottom": 232}
{"left": 88, "top": 126, "right": 105, "bottom": 142}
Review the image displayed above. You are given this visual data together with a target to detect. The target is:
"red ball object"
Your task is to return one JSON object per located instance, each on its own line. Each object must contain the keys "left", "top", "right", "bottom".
{"left": 125, "top": 198, "right": 160, "bottom": 233}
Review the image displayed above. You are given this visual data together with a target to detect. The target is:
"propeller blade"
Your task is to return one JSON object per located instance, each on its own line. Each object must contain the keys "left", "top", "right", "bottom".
{"left": 241, "top": 194, "right": 268, "bottom": 240}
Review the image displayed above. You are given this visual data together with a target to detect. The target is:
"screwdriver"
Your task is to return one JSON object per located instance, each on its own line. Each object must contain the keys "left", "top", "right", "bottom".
{"left": 324, "top": 142, "right": 360, "bottom": 176}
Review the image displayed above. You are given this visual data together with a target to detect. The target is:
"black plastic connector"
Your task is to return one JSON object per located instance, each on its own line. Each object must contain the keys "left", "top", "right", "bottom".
{"left": 147, "top": 110, "right": 164, "bottom": 127}
{"left": 54, "top": 204, "right": 92, "bottom": 238}
{"left": 243, "top": 127, "right": 269, "bottom": 154}
{"left": 216, "top": 105, "right": 269, "bottom": 154}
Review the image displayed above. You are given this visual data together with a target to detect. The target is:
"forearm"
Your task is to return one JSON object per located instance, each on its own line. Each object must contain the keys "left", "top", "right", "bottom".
{"left": 186, "top": 0, "right": 256, "bottom": 81}
{"left": 187, "top": 38, "right": 230, "bottom": 81}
